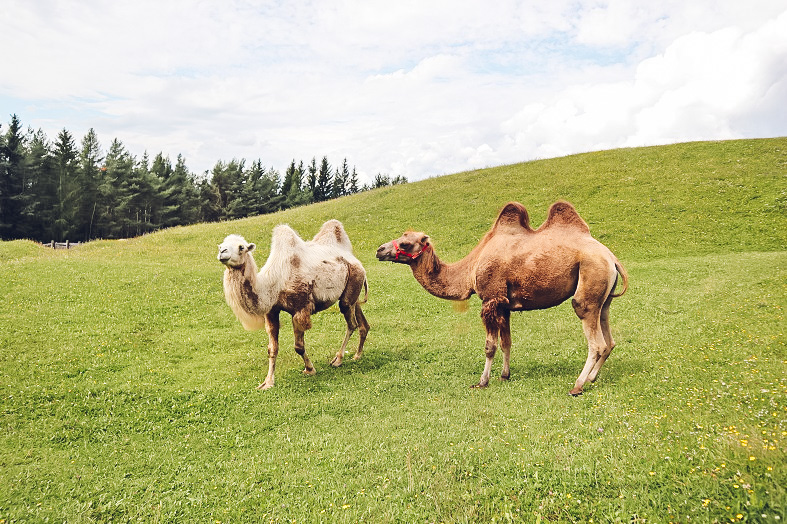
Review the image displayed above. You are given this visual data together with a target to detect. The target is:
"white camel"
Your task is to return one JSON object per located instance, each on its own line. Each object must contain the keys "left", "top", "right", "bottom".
{"left": 218, "top": 219, "right": 369, "bottom": 389}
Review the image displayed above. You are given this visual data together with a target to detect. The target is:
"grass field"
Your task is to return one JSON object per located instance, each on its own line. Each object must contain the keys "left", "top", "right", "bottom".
{"left": 1, "top": 138, "right": 785, "bottom": 523}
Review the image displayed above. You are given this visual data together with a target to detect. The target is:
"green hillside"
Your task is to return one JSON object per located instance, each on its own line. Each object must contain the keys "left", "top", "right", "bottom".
{"left": 1, "top": 138, "right": 785, "bottom": 522}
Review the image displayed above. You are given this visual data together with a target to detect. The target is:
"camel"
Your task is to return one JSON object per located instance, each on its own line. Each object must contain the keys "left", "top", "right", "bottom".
{"left": 218, "top": 219, "right": 369, "bottom": 390}
{"left": 376, "top": 201, "right": 628, "bottom": 396}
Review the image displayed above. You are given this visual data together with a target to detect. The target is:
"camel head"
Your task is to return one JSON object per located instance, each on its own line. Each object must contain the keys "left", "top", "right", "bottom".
{"left": 376, "top": 231, "right": 431, "bottom": 264}
{"left": 218, "top": 234, "right": 256, "bottom": 268}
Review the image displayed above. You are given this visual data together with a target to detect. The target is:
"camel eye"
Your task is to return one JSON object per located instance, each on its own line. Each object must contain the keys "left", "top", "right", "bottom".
{"left": 238, "top": 245, "right": 245, "bottom": 251}
{"left": 399, "top": 242, "right": 411, "bottom": 249}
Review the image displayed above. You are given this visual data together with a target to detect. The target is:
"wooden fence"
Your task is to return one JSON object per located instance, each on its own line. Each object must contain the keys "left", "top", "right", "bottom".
{"left": 42, "top": 240, "right": 81, "bottom": 249}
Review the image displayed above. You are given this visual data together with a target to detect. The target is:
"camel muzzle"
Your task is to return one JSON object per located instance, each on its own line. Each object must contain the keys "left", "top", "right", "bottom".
{"left": 375, "top": 243, "right": 401, "bottom": 262}
{"left": 218, "top": 249, "right": 232, "bottom": 264}
{"left": 375, "top": 244, "right": 390, "bottom": 260}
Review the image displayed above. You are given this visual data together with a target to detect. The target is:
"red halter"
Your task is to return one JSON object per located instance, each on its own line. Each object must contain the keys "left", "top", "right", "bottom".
{"left": 393, "top": 240, "right": 430, "bottom": 261}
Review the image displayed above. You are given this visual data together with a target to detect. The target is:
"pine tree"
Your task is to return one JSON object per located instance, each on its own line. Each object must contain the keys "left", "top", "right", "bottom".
{"left": 281, "top": 159, "right": 308, "bottom": 209}
{"left": 96, "top": 138, "right": 128, "bottom": 238}
{"left": 315, "top": 156, "right": 332, "bottom": 202}
{"left": 172, "top": 154, "right": 201, "bottom": 225}
{"left": 331, "top": 158, "right": 350, "bottom": 198}
{"left": 22, "top": 129, "right": 57, "bottom": 240}
{"left": 116, "top": 152, "right": 158, "bottom": 237}
{"left": 198, "top": 177, "right": 221, "bottom": 223}
{"left": 75, "top": 129, "right": 104, "bottom": 241}
{"left": 253, "top": 161, "right": 283, "bottom": 214}
{"left": 0, "top": 115, "right": 26, "bottom": 239}
{"left": 306, "top": 157, "right": 318, "bottom": 202}
{"left": 372, "top": 173, "right": 391, "bottom": 188}
{"left": 209, "top": 159, "right": 245, "bottom": 220}
{"left": 0, "top": 122, "right": 5, "bottom": 234}
{"left": 291, "top": 160, "right": 309, "bottom": 207}
{"left": 156, "top": 153, "right": 183, "bottom": 229}
{"left": 348, "top": 167, "right": 359, "bottom": 194}
{"left": 52, "top": 129, "right": 79, "bottom": 241}
{"left": 231, "top": 160, "right": 262, "bottom": 218}
{"left": 142, "top": 153, "right": 169, "bottom": 231}
{"left": 281, "top": 160, "right": 297, "bottom": 210}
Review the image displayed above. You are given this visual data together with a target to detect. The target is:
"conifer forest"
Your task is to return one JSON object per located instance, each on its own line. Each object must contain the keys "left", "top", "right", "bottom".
{"left": 0, "top": 114, "right": 406, "bottom": 242}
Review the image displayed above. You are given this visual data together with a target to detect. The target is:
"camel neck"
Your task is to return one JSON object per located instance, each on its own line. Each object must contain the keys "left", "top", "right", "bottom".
{"left": 236, "top": 259, "right": 260, "bottom": 287}
{"left": 224, "top": 256, "right": 277, "bottom": 320}
{"left": 410, "top": 246, "right": 475, "bottom": 301}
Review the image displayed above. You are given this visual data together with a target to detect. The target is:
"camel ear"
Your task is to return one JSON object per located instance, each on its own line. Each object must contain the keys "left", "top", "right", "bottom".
{"left": 247, "top": 243, "right": 256, "bottom": 252}
{"left": 421, "top": 235, "right": 430, "bottom": 245}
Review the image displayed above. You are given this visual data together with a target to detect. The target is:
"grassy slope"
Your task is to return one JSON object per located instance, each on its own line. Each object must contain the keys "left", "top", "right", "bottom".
{"left": 1, "top": 138, "right": 785, "bottom": 522}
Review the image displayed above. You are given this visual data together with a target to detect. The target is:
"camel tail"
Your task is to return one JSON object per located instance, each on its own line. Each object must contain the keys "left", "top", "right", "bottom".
{"left": 358, "top": 277, "right": 369, "bottom": 304}
{"left": 610, "top": 260, "right": 629, "bottom": 298}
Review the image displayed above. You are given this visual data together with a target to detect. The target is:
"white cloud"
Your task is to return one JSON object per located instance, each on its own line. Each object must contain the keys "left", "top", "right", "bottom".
{"left": 628, "top": 11, "right": 787, "bottom": 145}
{"left": 1, "top": 0, "right": 785, "bottom": 182}
{"left": 498, "top": 9, "right": 787, "bottom": 162}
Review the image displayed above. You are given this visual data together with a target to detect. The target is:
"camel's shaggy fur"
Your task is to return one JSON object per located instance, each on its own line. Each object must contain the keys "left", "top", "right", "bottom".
{"left": 376, "top": 201, "right": 628, "bottom": 396}
{"left": 219, "top": 219, "right": 369, "bottom": 390}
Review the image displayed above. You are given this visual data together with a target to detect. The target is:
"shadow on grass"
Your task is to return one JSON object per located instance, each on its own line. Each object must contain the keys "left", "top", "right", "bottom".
{"left": 505, "top": 352, "right": 648, "bottom": 391}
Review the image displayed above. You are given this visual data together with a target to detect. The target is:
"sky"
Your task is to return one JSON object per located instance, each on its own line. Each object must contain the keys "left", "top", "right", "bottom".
{"left": 2, "top": 1, "right": 786, "bottom": 184}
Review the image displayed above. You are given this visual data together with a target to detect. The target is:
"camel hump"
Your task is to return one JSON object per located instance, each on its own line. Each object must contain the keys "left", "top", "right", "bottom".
{"left": 312, "top": 219, "right": 352, "bottom": 251}
{"left": 271, "top": 224, "right": 306, "bottom": 254}
{"left": 543, "top": 201, "right": 590, "bottom": 233}
{"left": 492, "top": 202, "right": 532, "bottom": 234}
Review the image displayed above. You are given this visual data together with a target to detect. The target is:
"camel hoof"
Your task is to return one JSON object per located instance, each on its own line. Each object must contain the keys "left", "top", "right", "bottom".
{"left": 569, "top": 387, "right": 583, "bottom": 396}
{"left": 352, "top": 353, "right": 363, "bottom": 361}
{"left": 303, "top": 368, "right": 317, "bottom": 376}
{"left": 257, "top": 382, "right": 274, "bottom": 390}
{"left": 330, "top": 357, "right": 342, "bottom": 367}
{"left": 470, "top": 383, "right": 489, "bottom": 389}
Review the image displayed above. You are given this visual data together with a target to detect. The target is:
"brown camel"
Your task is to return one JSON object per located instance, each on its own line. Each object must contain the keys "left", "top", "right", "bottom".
{"left": 376, "top": 201, "right": 628, "bottom": 395}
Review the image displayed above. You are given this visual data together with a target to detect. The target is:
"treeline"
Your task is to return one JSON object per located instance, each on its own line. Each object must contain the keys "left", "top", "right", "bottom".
{"left": 0, "top": 114, "right": 406, "bottom": 242}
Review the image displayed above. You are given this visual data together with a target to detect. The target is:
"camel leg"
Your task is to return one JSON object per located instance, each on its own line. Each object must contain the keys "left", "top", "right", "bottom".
{"left": 570, "top": 299, "right": 606, "bottom": 396}
{"left": 474, "top": 329, "right": 498, "bottom": 388}
{"left": 258, "top": 311, "right": 280, "bottom": 390}
{"left": 353, "top": 305, "right": 369, "bottom": 361}
{"left": 331, "top": 302, "right": 358, "bottom": 367}
{"left": 292, "top": 311, "right": 316, "bottom": 376}
{"left": 499, "top": 310, "right": 512, "bottom": 381}
{"left": 475, "top": 317, "right": 500, "bottom": 388}
{"left": 475, "top": 298, "right": 506, "bottom": 388}
{"left": 588, "top": 293, "right": 616, "bottom": 383}
{"left": 331, "top": 328, "right": 353, "bottom": 367}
